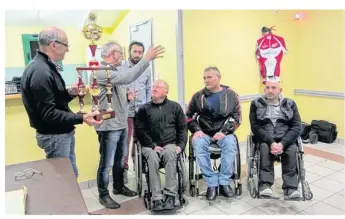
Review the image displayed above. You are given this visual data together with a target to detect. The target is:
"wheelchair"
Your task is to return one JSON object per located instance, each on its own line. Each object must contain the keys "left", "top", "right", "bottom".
{"left": 188, "top": 134, "right": 243, "bottom": 197}
{"left": 133, "top": 138, "right": 189, "bottom": 210}
{"left": 246, "top": 134, "right": 313, "bottom": 201}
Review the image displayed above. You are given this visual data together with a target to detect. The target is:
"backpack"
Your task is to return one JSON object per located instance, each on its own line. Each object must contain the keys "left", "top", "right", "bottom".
{"left": 310, "top": 120, "right": 338, "bottom": 143}
{"left": 300, "top": 122, "right": 311, "bottom": 140}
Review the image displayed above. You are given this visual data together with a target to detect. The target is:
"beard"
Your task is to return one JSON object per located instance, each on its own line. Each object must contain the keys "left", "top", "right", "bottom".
{"left": 130, "top": 56, "right": 141, "bottom": 64}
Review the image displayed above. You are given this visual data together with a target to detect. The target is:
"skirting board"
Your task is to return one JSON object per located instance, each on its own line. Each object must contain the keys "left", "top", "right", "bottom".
{"left": 295, "top": 89, "right": 345, "bottom": 99}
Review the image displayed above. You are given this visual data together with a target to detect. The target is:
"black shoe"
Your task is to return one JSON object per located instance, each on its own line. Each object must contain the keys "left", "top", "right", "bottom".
{"left": 152, "top": 200, "right": 164, "bottom": 212}
{"left": 219, "top": 185, "right": 235, "bottom": 198}
{"left": 206, "top": 186, "right": 217, "bottom": 201}
{"left": 163, "top": 195, "right": 175, "bottom": 210}
{"left": 99, "top": 195, "right": 121, "bottom": 209}
{"left": 113, "top": 186, "right": 137, "bottom": 197}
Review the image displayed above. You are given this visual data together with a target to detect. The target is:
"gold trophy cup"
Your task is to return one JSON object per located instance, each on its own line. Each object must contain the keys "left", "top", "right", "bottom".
{"left": 76, "top": 12, "right": 115, "bottom": 121}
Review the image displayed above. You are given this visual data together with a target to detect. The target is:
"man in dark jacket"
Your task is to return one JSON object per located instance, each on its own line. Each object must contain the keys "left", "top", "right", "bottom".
{"left": 249, "top": 78, "right": 302, "bottom": 199}
{"left": 21, "top": 27, "right": 102, "bottom": 177}
{"left": 186, "top": 67, "right": 242, "bottom": 201}
{"left": 135, "top": 80, "right": 187, "bottom": 211}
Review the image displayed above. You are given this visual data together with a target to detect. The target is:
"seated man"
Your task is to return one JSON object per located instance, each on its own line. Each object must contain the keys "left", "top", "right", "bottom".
{"left": 135, "top": 80, "right": 187, "bottom": 211}
{"left": 249, "top": 78, "right": 302, "bottom": 199}
{"left": 186, "top": 67, "right": 242, "bottom": 201}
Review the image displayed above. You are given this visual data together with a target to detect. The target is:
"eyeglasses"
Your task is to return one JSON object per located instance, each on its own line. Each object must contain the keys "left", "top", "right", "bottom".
{"left": 14, "top": 168, "right": 43, "bottom": 181}
{"left": 114, "top": 50, "right": 123, "bottom": 56}
{"left": 55, "top": 40, "right": 69, "bottom": 48}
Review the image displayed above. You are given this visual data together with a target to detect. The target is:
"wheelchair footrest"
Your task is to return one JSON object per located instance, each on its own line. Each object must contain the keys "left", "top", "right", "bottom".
{"left": 258, "top": 195, "right": 280, "bottom": 200}
{"left": 283, "top": 196, "right": 304, "bottom": 201}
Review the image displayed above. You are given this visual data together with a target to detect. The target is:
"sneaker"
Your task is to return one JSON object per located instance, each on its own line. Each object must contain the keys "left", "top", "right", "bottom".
{"left": 113, "top": 186, "right": 137, "bottom": 197}
{"left": 259, "top": 184, "right": 272, "bottom": 197}
{"left": 163, "top": 195, "right": 175, "bottom": 210}
{"left": 152, "top": 200, "right": 164, "bottom": 212}
{"left": 99, "top": 195, "right": 120, "bottom": 209}
{"left": 287, "top": 188, "right": 301, "bottom": 199}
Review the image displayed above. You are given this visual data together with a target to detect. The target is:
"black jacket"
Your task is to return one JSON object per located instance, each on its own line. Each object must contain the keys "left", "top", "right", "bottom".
{"left": 185, "top": 85, "right": 242, "bottom": 136}
{"left": 20, "top": 51, "right": 83, "bottom": 134}
{"left": 135, "top": 98, "right": 187, "bottom": 150}
{"left": 249, "top": 96, "right": 302, "bottom": 148}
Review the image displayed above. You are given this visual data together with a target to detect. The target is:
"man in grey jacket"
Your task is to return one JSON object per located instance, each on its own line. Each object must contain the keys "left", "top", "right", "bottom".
{"left": 122, "top": 41, "right": 152, "bottom": 184}
{"left": 93, "top": 41, "right": 164, "bottom": 209}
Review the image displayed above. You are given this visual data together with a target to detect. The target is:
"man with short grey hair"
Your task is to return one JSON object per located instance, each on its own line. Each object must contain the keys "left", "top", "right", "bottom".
{"left": 94, "top": 41, "right": 165, "bottom": 209}
{"left": 21, "top": 27, "right": 103, "bottom": 178}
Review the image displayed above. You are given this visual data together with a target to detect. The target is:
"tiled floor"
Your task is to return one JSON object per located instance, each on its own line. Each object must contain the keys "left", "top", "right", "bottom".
{"left": 82, "top": 141, "right": 345, "bottom": 215}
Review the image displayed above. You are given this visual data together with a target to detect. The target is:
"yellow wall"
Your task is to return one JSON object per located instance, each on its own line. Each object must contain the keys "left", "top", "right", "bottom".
{"left": 294, "top": 10, "right": 344, "bottom": 138}
{"left": 183, "top": 10, "right": 299, "bottom": 141}
{"left": 111, "top": 10, "right": 178, "bottom": 101}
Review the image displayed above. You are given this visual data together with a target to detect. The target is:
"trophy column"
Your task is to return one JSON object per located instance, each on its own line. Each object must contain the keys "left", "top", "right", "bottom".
{"left": 77, "top": 70, "right": 86, "bottom": 114}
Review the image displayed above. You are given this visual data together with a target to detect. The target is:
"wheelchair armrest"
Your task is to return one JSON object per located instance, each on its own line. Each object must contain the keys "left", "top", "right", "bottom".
{"left": 296, "top": 137, "right": 304, "bottom": 153}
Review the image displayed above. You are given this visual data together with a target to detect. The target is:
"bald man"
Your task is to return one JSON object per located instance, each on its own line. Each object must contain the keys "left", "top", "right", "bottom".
{"left": 249, "top": 78, "right": 302, "bottom": 199}
{"left": 135, "top": 80, "right": 187, "bottom": 211}
{"left": 21, "top": 27, "right": 102, "bottom": 177}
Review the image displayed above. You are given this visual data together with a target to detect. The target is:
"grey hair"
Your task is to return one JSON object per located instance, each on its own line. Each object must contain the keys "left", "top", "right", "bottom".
{"left": 101, "top": 41, "right": 121, "bottom": 58}
{"left": 154, "top": 79, "right": 169, "bottom": 93}
{"left": 38, "top": 28, "right": 61, "bottom": 47}
{"left": 204, "top": 66, "right": 221, "bottom": 76}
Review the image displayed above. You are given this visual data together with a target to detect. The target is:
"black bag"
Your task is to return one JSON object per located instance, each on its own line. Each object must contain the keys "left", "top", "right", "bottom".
{"left": 311, "top": 120, "right": 338, "bottom": 143}
{"left": 300, "top": 122, "right": 311, "bottom": 140}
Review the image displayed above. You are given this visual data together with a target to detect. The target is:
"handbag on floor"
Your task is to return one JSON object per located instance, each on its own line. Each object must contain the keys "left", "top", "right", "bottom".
{"left": 310, "top": 120, "right": 338, "bottom": 143}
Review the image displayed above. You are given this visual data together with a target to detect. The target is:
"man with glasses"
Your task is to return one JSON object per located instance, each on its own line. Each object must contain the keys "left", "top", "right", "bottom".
{"left": 94, "top": 41, "right": 165, "bottom": 209}
{"left": 122, "top": 41, "right": 152, "bottom": 184}
{"left": 21, "top": 27, "right": 103, "bottom": 178}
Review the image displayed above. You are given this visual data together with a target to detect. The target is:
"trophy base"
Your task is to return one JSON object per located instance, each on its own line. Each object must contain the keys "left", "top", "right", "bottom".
{"left": 95, "top": 111, "right": 115, "bottom": 121}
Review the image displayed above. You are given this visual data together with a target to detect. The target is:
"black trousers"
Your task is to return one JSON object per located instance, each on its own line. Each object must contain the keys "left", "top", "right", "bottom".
{"left": 259, "top": 143, "right": 298, "bottom": 190}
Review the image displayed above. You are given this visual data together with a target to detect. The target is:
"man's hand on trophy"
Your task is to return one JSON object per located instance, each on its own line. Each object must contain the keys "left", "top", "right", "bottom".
{"left": 144, "top": 45, "right": 165, "bottom": 61}
{"left": 68, "top": 84, "right": 79, "bottom": 97}
{"left": 83, "top": 111, "right": 103, "bottom": 126}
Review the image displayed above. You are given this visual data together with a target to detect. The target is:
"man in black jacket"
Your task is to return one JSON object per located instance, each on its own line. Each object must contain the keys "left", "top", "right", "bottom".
{"left": 21, "top": 27, "right": 102, "bottom": 177}
{"left": 135, "top": 80, "right": 187, "bottom": 211}
{"left": 249, "top": 78, "right": 302, "bottom": 199}
{"left": 186, "top": 67, "right": 242, "bottom": 201}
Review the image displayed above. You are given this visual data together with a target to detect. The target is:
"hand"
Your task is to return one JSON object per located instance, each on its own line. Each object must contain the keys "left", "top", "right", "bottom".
{"left": 144, "top": 45, "right": 165, "bottom": 61}
{"left": 68, "top": 84, "right": 79, "bottom": 97}
{"left": 154, "top": 146, "right": 163, "bottom": 153}
{"left": 192, "top": 131, "right": 205, "bottom": 141}
{"left": 83, "top": 111, "right": 103, "bottom": 126}
{"left": 127, "top": 88, "right": 137, "bottom": 101}
{"left": 276, "top": 143, "right": 283, "bottom": 154}
{"left": 212, "top": 132, "right": 225, "bottom": 141}
{"left": 175, "top": 146, "right": 182, "bottom": 154}
{"left": 270, "top": 142, "right": 282, "bottom": 155}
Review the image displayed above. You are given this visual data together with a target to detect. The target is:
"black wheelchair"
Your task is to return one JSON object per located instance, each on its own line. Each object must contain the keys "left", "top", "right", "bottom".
{"left": 246, "top": 134, "right": 313, "bottom": 201}
{"left": 188, "top": 134, "right": 243, "bottom": 197}
{"left": 133, "top": 138, "right": 189, "bottom": 210}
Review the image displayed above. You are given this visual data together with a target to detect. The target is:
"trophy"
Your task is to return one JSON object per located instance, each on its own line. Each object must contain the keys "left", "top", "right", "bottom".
{"left": 75, "top": 12, "right": 115, "bottom": 121}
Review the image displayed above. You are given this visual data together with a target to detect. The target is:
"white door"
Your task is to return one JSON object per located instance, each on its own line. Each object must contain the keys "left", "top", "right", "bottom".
{"left": 129, "top": 19, "right": 154, "bottom": 83}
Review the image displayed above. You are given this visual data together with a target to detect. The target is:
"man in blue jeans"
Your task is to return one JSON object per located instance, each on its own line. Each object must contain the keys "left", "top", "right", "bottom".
{"left": 21, "top": 27, "right": 103, "bottom": 178}
{"left": 185, "top": 66, "right": 242, "bottom": 201}
{"left": 94, "top": 41, "right": 165, "bottom": 209}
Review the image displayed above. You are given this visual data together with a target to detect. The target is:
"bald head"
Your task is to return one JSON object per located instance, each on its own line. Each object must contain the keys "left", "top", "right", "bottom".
{"left": 264, "top": 78, "right": 282, "bottom": 102}
{"left": 38, "top": 27, "right": 66, "bottom": 48}
{"left": 38, "top": 26, "right": 69, "bottom": 62}
{"left": 151, "top": 79, "right": 169, "bottom": 103}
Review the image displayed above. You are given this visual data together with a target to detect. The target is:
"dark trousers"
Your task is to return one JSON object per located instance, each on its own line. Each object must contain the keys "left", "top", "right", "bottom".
{"left": 259, "top": 143, "right": 298, "bottom": 189}
{"left": 96, "top": 129, "right": 128, "bottom": 198}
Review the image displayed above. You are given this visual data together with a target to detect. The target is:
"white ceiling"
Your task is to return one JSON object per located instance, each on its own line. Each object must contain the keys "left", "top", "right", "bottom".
{"left": 5, "top": 10, "right": 123, "bottom": 28}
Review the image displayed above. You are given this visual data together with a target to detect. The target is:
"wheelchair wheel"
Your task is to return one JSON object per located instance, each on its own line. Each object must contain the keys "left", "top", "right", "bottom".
{"left": 189, "top": 184, "right": 196, "bottom": 197}
{"left": 135, "top": 141, "right": 143, "bottom": 197}
{"left": 143, "top": 190, "right": 151, "bottom": 210}
{"left": 180, "top": 194, "right": 189, "bottom": 206}
{"left": 303, "top": 181, "right": 313, "bottom": 200}
{"left": 248, "top": 177, "right": 258, "bottom": 198}
{"left": 235, "top": 183, "right": 242, "bottom": 196}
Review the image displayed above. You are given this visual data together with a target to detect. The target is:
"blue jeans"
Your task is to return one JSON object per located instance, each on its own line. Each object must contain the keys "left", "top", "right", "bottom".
{"left": 96, "top": 129, "right": 128, "bottom": 198}
{"left": 192, "top": 134, "right": 238, "bottom": 187}
{"left": 36, "top": 130, "right": 78, "bottom": 177}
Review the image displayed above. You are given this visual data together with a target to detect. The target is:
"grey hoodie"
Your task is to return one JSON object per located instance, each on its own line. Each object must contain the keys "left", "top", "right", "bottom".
{"left": 91, "top": 59, "right": 150, "bottom": 131}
